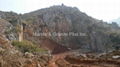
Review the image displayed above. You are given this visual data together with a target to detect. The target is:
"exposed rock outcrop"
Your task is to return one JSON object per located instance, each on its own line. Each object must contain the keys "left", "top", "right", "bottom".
{"left": 22, "top": 5, "right": 120, "bottom": 52}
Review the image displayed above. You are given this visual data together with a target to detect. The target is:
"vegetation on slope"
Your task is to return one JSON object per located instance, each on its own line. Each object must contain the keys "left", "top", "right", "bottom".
{"left": 12, "top": 40, "right": 47, "bottom": 53}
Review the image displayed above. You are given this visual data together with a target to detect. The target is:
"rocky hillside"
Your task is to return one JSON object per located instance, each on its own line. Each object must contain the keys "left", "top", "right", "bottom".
{"left": 0, "top": 18, "right": 51, "bottom": 67}
{"left": 0, "top": 5, "right": 120, "bottom": 53}
{"left": 22, "top": 5, "right": 120, "bottom": 53}
{"left": 0, "top": 5, "right": 120, "bottom": 67}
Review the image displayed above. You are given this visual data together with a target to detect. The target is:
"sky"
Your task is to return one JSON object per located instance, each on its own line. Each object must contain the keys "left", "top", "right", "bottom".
{"left": 0, "top": 0, "right": 120, "bottom": 22}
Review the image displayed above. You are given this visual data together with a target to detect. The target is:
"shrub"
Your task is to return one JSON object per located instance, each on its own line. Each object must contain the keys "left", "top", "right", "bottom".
{"left": 12, "top": 40, "right": 47, "bottom": 53}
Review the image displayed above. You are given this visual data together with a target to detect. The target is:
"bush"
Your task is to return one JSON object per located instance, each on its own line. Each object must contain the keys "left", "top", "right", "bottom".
{"left": 12, "top": 40, "right": 47, "bottom": 53}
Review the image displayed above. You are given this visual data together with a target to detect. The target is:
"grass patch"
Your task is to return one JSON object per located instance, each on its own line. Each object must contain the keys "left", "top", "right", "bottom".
{"left": 12, "top": 40, "right": 47, "bottom": 53}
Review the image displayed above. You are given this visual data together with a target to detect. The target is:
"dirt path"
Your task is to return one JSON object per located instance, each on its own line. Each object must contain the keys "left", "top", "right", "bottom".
{"left": 47, "top": 51, "right": 120, "bottom": 67}
{"left": 65, "top": 56, "right": 120, "bottom": 67}
{"left": 48, "top": 52, "right": 71, "bottom": 67}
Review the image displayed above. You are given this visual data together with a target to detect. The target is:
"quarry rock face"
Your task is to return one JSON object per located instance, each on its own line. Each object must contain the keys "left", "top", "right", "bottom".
{"left": 23, "top": 5, "right": 118, "bottom": 52}
{"left": 0, "top": 5, "right": 120, "bottom": 67}
{"left": 0, "top": 5, "right": 119, "bottom": 53}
